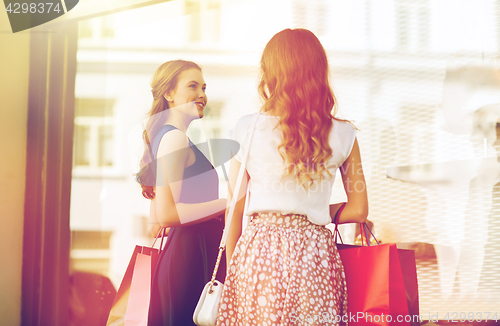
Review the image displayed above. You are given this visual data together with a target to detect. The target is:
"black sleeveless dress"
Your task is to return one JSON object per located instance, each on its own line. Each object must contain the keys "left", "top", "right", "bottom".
{"left": 148, "top": 124, "right": 226, "bottom": 326}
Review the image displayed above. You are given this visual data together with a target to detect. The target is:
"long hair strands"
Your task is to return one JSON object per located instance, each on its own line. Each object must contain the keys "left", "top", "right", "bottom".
{"left": 258, "top": 29, "right": 348, "bottom": 189}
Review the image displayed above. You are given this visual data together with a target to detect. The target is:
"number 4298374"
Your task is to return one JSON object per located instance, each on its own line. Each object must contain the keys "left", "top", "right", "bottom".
{"left": 444, "top": 312, "right": 498, "bottom": 322}
{"left": 5, "top": 2, "right": 61, "bottom": 14}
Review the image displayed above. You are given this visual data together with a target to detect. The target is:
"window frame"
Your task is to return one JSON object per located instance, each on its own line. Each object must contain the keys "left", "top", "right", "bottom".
{"left": 22, "top": 2, "right": 171, "bottom": 325}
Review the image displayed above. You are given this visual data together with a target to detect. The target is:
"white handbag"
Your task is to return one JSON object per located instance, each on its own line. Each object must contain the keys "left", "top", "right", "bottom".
{"left": 193, "top": 114, "right": 260, "bottom": 326}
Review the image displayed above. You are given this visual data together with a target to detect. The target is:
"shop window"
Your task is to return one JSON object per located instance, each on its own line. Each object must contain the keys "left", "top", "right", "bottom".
{"left": 73, "top": 98, "right": 115, "bottom": 173}
{"left": 396, "top": 0, "right": 430, "bottom": 50}
{"left": 185, "top": 0, "right": 221, "bottom": 43}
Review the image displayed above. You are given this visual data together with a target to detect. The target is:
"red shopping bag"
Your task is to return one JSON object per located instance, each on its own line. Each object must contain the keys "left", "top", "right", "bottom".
{"left": 106, "top": 230, "right": 165, "bottom": 326}
{"left": 336, "top": 224, "right": 416, "bottom": 326}
{"left": 397, "top": 248, "right": 420, "bottom": 325}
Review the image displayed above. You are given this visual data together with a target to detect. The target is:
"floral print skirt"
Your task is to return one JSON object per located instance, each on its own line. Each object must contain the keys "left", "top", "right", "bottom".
{"left": 216, "top": 212, "right": 348, "bottom": 326}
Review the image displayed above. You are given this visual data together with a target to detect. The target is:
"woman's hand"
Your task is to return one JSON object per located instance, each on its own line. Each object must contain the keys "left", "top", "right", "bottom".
{"left": 149, "top": 222, "right": 162, "bottom": 238}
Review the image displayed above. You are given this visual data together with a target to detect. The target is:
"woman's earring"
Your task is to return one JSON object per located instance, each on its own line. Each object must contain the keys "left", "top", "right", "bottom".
{"left": 163, "top": 94, "right": 172, "bottom": 102}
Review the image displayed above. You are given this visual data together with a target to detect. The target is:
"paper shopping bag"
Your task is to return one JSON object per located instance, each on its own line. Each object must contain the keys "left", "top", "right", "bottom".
{"left": 337, "top": 243, "right": 419, "bottom": 326}
{"left": 106, "top": 245, "right": 161, "bottom": 326}
{"left": 337, "top": 243, "right": 411, "bottom": 325}
{"left": 397, "top": 248, "right": 419, "bottom": 325}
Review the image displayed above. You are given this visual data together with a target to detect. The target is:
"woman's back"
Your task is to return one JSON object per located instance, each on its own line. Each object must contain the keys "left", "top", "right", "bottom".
{"left": 230, "top": 113, "right": 357, "bottom": 225}
{"left": 217, "top": 29, "right": 368, "bottom": 326}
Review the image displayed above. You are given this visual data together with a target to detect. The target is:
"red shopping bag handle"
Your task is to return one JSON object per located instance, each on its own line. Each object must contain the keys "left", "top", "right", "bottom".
{"left": 360, "top": 222, "right": 380, "bottom": 246}
{"left": 333, "top": 202, "right": 380, "bottom": 246}
{"left": 333, "top": 203, "right": 346, "bottom": 244}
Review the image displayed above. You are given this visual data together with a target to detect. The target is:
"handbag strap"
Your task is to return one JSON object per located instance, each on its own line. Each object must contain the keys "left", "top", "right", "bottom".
{"left": 222, "top": 113, "right": 260, "bottom": 247}
{"left": 208, "top": 113, "right": 260, "bottom": 289}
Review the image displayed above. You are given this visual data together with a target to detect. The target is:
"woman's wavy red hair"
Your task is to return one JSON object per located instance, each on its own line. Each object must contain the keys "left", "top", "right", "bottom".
{"left": 258, "top": 28, "right": 344, "bottom": 189}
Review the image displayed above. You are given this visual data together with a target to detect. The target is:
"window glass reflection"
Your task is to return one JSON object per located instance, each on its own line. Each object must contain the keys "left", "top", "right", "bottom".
{"left": 68, "top": 0, "right": 500, "bottom": 322}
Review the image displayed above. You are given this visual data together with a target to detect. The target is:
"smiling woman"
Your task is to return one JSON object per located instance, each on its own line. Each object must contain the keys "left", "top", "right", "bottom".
{"left": 134, "top": 60, "right": 227, "bottom": 326}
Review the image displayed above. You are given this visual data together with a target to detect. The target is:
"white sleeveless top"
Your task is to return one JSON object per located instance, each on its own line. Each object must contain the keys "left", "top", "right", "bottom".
{"left": 229, "top": 113, "right": 357, "bottom": 226}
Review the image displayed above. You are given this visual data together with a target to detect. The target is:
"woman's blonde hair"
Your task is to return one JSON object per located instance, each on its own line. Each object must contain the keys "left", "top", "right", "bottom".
{"left": 258, "top": 28, "right": 348, "bottom": 189}
{"left": 135, "top": 60, "right": 201, "bottom": 199}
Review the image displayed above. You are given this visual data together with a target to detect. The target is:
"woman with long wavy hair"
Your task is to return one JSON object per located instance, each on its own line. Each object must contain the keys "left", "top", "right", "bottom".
{"left": 135, "top": 60, "right": 226, "bottom": 326}
{"left": 217, "top": 29, "right": 368, "bottom": 326}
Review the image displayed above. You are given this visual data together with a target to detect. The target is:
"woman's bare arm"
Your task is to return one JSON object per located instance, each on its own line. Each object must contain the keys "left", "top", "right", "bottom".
{"left": 330, "top": 138, "right": 369, "bottom": 224}
{"left": 149, "top": 199, "right": 162, "bottom": 237}
{"left": 154, "top": 129, "right": 227, "bottom": 228}
{"left": 148, "top": 199, "right": 170, "bottom": 237}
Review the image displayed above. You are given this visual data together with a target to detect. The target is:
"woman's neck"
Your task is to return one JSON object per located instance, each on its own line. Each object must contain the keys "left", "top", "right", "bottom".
{"left": 162, "top": 109, "right": 196, "bottom": 132}
{"left": 164, "top": 116, "right": 191, "bottom": 132}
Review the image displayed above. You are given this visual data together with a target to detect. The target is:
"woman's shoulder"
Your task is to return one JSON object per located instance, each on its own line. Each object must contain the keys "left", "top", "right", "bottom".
{"left": 330, "top": 118, "right": 357, "bottom": 159}
{"left": 331, "top": 118, "right": 357, "bottom": 136}
{"left": 156, "top": 127, "right": 190, "bottom": 158}
{"left": 229, "top": 113, "right": 262, "bottom": 137}
{"left": 234, "top": 112, "right": 262, "bottom": 126}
